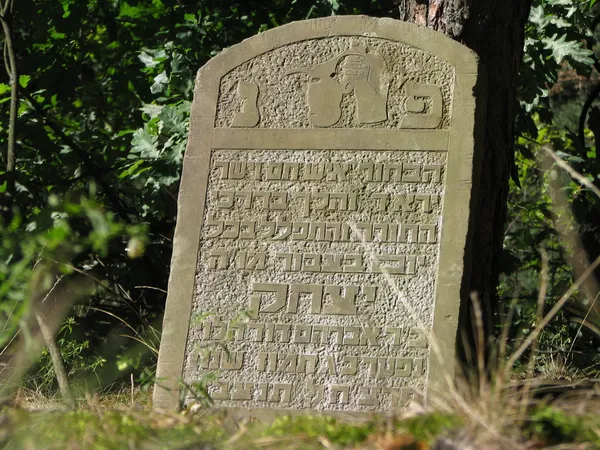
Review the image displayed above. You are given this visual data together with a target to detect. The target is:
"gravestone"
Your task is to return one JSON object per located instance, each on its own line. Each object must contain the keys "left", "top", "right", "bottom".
{"left": 154, "top": 15, "right": 484, "bottom": 413}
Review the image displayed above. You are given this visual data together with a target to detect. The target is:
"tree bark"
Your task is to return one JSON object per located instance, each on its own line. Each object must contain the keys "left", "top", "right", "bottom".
{"left": 397, "top": 1, "right": 532, "bottom": 341}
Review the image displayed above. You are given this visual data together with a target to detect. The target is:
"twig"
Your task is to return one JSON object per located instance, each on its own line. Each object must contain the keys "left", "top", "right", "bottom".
{"left": 544, "top": 146, "right": 600, "bottom": 199}
{"left": 0, "top": 0, "right": 18, "bottom": 218}
{"left": 35, "top": 313, "right": 76, "bottom": 409}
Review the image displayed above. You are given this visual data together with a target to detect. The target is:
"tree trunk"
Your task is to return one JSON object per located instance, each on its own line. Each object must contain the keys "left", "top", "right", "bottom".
{"left": 397, "top": 1, "right": 532, "bottom": 343}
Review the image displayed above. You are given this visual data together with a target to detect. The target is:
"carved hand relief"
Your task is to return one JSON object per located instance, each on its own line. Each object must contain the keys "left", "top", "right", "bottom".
{"left": 286, "top": 46, "right": 390, "bottom": 127}
{"left": 215, "top": 36, "right": 454, "bottom": 129}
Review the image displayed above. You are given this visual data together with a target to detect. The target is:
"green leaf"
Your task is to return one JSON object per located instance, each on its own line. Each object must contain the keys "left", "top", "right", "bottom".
{"left": 19, "top": 75, "right": 31, "bottom": 88}
{"left": 150, "top": 71, "right": 168, "bottom": 94}
{"left": 543, "top": 34, "right": 594, "bottom": 65}
{"left": 131, "top": 127, "right": 159, "bottom": 159}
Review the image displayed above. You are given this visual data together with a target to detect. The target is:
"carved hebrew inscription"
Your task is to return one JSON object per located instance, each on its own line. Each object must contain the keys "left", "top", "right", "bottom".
{"left": 184, "top": 147, "right": 445, "bottom": 412}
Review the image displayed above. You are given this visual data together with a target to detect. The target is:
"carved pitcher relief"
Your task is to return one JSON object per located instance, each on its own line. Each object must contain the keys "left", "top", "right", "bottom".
{"left": 286, "top": 46, "right": 390, "bottom": 127}
{"left": 232, "top": 81, "right": 260, "bottom": 127}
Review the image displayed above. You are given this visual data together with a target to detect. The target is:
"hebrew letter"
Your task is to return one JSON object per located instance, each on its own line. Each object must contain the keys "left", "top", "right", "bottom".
{"left": 205, "top": 215, "right": 223, "bottom": 238}
{"left": 274, "top": 324, "right": 292, "bottom": 343}
{"left": 409, "top": 328, "right": 428, "bottom": 348}
{"left": 211, "top": 319, "right": 227, "bottom": 340}
{"left": 377, "top": 357, "right": 395, "bottom": 377}
{"left": 329, "top": 385, "right": 350, "bottom": 405}
{"left": 373, "top": 255, "right": 407, "bottom": 275}
{"left": 231, "top": 382, "right": 253, "bottom": 400}
{"left": 418, "top": 224, "right": 437, "bottom": 243}
{"left": 362, "top": 286, "right": 377, "bottom": 303}
{"left": 298, "top": 355, "right": 318, "bottom": 374}
{"left": 342, "top": 326, "right": 360, "bottom": 345}
{"left": 371, "top": 193, "right": 388, "bottom": 212}
{"left": 398, "top": 224, "right": 418, "bottom": 243}
{"left": 266, "top": 163, "right": 283, "bottom": 180}
{"left": 239, "top": 220, "right": 257, "bottom": 240}
{"left": 402, "top": 164, "right": 422, "bottom": 183}
{"left": 211, "top": 381, "right": 230, "bottom": 400}
{"left": 304, "top": 163, "right": 325, "bottom": 181}
{"left": 291, "top": 222, "right": 309, "bottom": 240}
{"left": 282, "top": 162, "right": 300, "bottom": 180}
{"left": 422, "top": 164, "right": 443, "bottom": 183}
{"left": 329, "top": 193, "right": 347, "bottom": 211}
{"left": 208, "top": 250, "right": 229, "bottom": 269}
{"left": 343, "top": 254, "right": 363, "bottom": 273}
{"left": 248, "top": 323, "right": 265, "bottom": 342}
{"left": 308, "top": 223, "right": 329, "bottom": 241}
{"left": 246, "top": 252, "right": 266, "bottom": 271}
{"left": 270, "top": 191, "right": 287, "bottom": 211}
{"left": 415, "top": 194, "right": 433, "bottom": 213}
{"left": 395, "top": 358, "right": 412, "bottom": 377}
{"left": 289, "top": 284, "right": 323, "bottom": 314}
{"left": 391, "top": 194, "right": 415, "bottom": 212}
{"left": 270, "top": 383, "right": 292, "bottom": 403}
{"left": 360, "top": 326, "right": 381, "bottom": 345}
{"left": 302, "top": 253, "right": 321, "bottom": 272}
{"left": 250, "top": 162, "right": 262, "bottom": 180}
{"left": 220, "top": 351, "right": 244, "bottom": 370}
{"left": 296, "top": 192, "right": 311, "bottom": 218}
{"left": 226, "top": 323, "right": 246, "bottom": 341}
{"left": 341, "top": 356, "right": 358, "bottom": 375}
{"left": 358, "top": 387, "right": 382, "bottom": 407}
{"left": 305, "top": 379, "right": 324, "bottom": 407}
{"left": 326, "top": 162, "right": 349, "bottom": 181}
{"left": 214, "top": 161, "right": 229, "bottom": 179}
{"left": 274, "top": 220, "right": 291, "bottom": 240}
{"left": 401, "top": 81, "right": 443, "bottom": 129}
{"left": 412, "top": 358, "right": 425, "bottom": 376}
{"left": 257, "top": 382, "right": 268, "bottom": 401}
{"left": 276, "top": 252, "right": 293, "bottom": 271}
{"left": 216, "top": 190, "right": 234, "bottom": 209}
{"left": 322, "top": 254, "right": 342, "bottom": 273}
{"left": 383, "top": 163, "right": 402, "bottom": 182}
{"left": 229, "top": 161, "right": 246, "bottom": 179}
{"left": 323, "top": 285, "right": 358, "bottom": 315}
{"left": 293, "top": 324, "right": 312, "bottom": 343}
{"left": 385, "top": 327, "right": 402, "bottom": 345}
{"left": 221, "top": 220, "right": 240, "bottom": 239}
{"left": 248, "top": 283, "right": 288, "bottom": 319}
{"left": 313, "top": 192, "right": 329, "bottom": 211}
{"left": 277, "top": 354, "right": 298, "bottom": 373}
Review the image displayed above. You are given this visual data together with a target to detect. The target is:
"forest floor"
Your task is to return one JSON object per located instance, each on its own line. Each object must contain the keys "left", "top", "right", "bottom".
{"left": 1, "top": 383, "right": 599, "bottom": 450}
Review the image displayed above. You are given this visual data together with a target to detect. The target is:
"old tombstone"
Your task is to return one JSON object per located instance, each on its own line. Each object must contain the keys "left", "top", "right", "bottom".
{"left": 154, "top": 16, "right": 484, "bottom": 413}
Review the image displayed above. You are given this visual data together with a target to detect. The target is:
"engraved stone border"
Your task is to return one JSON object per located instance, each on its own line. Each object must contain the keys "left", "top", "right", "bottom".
{"left": 154, "top": 15, "right": 483, "bottom": 411}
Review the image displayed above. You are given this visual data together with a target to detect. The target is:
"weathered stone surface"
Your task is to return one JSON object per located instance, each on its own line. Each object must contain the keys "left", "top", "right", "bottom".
{"left": 154, "top": 15, "right": 484, "bottom": 414}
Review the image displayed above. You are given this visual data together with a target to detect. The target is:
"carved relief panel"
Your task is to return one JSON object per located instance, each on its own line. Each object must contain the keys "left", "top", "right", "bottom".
{"left": 217, "top": 37, "right": 453, "bottom": 130}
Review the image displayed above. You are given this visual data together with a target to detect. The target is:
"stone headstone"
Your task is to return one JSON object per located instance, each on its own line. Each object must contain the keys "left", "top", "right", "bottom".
{"left": 154, "top": 16, "right": 484, "bottom": 414}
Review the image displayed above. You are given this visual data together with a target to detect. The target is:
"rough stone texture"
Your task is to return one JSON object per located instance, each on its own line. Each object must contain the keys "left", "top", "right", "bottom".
{"left": 154, "top": 16, "right": 484, "bottom": 414}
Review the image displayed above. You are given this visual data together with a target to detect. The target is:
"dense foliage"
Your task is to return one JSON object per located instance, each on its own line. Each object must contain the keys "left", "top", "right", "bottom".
{"left": 1, "top": 0, "right": 600, "bottom": 396}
